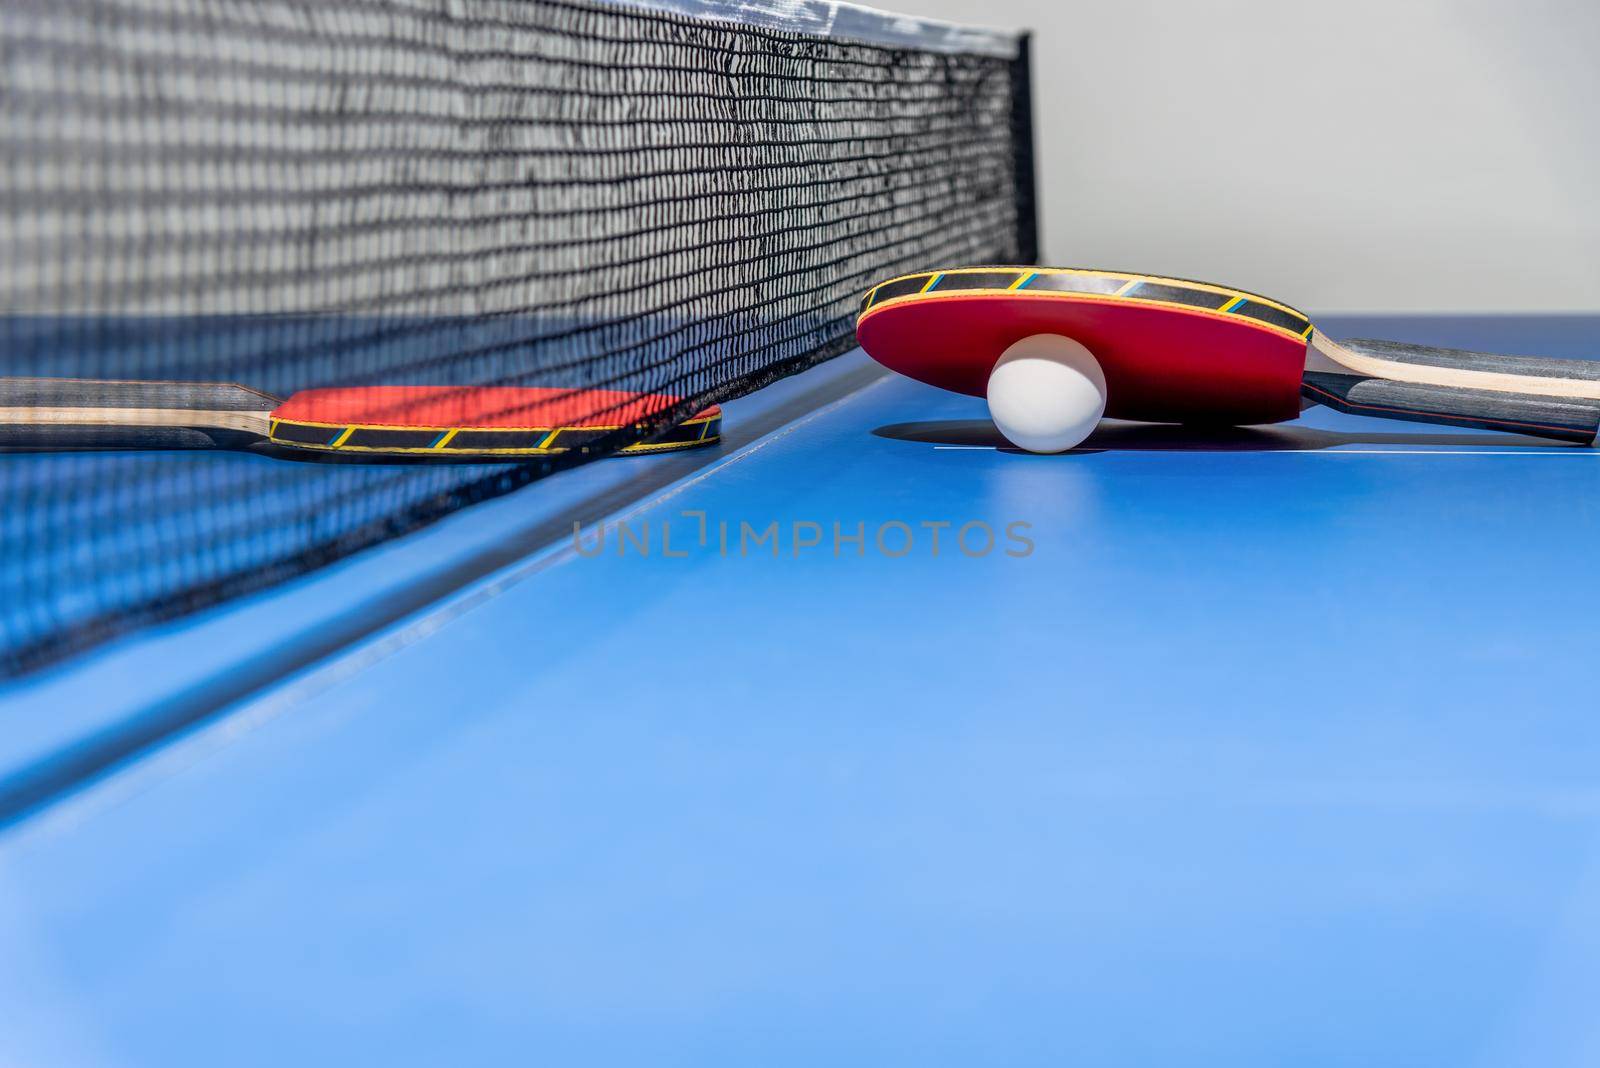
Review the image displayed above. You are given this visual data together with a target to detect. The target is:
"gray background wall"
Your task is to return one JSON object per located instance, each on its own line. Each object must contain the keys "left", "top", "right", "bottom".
{"left": 891, "top": 0, "right": 1599, "bottom": 312}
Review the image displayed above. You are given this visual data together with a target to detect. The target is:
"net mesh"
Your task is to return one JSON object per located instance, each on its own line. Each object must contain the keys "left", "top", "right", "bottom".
{"left": 0, "top": 0, "right": 1034, "bottom": 676}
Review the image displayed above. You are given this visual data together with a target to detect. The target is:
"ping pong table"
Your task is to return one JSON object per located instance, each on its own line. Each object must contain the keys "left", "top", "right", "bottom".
{"left": 3, "top": 313, "right": 1600, "bottom": 1066}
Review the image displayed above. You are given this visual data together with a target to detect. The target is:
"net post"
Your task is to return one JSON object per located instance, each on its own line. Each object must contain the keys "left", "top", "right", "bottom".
{"left": 1010, "top": 31, "right": 1040, "bottom": 265}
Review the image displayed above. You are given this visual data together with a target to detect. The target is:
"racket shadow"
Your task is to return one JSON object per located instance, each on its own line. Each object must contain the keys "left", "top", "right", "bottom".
{"left": 871, "top": 419, "right": 1572, "bottom": 452}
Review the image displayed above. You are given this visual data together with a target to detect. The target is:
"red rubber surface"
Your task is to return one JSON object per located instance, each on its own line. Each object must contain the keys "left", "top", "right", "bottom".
{"left": 274, "top": 385, "right": 720, "bottom": 429}
{"left": 857, "top": 293, "right": 1309, "bottom": 425}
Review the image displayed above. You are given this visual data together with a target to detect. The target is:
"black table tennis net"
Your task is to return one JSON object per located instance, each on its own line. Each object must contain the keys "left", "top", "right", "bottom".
{"left": 0, "top": 0, "right": 1036, "bottom": 676}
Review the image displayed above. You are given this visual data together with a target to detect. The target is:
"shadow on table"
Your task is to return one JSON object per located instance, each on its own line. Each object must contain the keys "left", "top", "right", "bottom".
{"left": 871, "top": 419, "right": 1573, "bottom": 453}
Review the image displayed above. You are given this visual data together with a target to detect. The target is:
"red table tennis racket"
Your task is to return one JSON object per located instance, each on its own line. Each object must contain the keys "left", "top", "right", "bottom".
{"left": 857, "top": 267, "right": 1600, "bottom": 444}
{"left": 0, "top": 379, "right": 721, "bottom": 458}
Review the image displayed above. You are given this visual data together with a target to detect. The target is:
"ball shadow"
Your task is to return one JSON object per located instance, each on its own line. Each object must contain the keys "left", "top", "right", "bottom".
{"left": 871, "top": 419, "right": 1567, "bottom": 453}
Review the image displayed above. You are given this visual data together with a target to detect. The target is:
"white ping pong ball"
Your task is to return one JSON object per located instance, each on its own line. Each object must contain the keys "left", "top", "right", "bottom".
{"left": 985, "top": 334, "right": 1107, "bottom": 453}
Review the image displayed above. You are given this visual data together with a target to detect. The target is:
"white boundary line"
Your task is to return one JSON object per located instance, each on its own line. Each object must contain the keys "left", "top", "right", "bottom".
{"left": 933, "top": 446, "right": 1599, "bottom": 455}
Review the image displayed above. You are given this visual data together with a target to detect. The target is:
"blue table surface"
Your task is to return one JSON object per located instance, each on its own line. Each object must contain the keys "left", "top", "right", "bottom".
{"left": 4, "top": 315, "right": 1600, "bottom": 1066}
